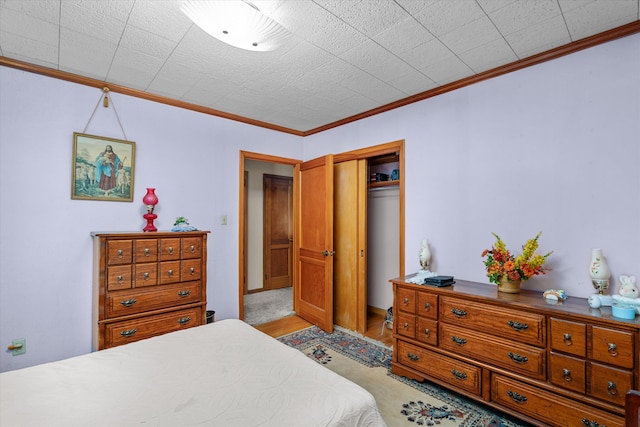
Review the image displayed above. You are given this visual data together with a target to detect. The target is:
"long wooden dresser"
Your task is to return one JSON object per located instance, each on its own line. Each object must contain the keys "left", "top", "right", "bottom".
{"left": 92, "top": 231, "right": 209, "bottom": 350}
{"left": 391, "top": 276, "right": 640, "bottom": 427}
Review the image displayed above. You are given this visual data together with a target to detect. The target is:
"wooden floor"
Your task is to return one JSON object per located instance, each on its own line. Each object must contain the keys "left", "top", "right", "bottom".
{"left": 254, "top": 309, "right": 394, "bottom": 347}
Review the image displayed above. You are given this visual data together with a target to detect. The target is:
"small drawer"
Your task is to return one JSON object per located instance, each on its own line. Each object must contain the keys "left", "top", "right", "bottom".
{"left": 107, "top": 240, "right": 132, "bottom": 265}
{"left": 440, "top": 323, "right": 546, "bottom": 380}
{"left": 159, "top": 260, "right": 181, "bottom": 285}
{"left": 159, "top": 238, "right": 181, "bottom": 261}
{"left": 134, "top": 262, "right": 158, "bottom": 287}
{"left": 417, "top": 318, "right": 437, "bottom": 346}
{"left": 104, "top": 306, "right": 202, "bottom": 348}
{"left": 396, "top": 313, "right": 416, "bottom": 339}
{"left": 182, "top": 259, "right": 202, "bottom": 281}
{"left": 398, "top": 340, "right": 481, "bottom": 395}
{"left": 492, "top": 374, "right": 624, "bottom": 427}
{"left": 134, "top": 239, "right": 158, "bottom": 263}
{"left": 106, "top": 281, "right": 202, "bottom": 318}
{"left": 440, "top": 297, "right": 545, "bottom": 346}
{"left": 549, "top": 351, "right": 586, "bottom": 394}
{"left": 417, "top": 292, "right": 438, "bottom": 319}
{"left": 590, "top": 326, "right": 634, "bottom": 369}
{"left": 181, "top": 237, "right": 202, "bottom": 259}
{"left": 397, "top": 288, "right": 416, "bottom": 313}
{"left": 588, "top": 362, "right": 633, "bottom": 406}
{"left": 550, "top": 317, "right": 586, "bottom": 357}
{"left": 106, "top": 265, "right": 132, "bottom": 291}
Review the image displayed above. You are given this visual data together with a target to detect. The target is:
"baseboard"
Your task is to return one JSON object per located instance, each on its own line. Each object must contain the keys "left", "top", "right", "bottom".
{"left": 367, "top": 306, "right": 387, "bottom": 316}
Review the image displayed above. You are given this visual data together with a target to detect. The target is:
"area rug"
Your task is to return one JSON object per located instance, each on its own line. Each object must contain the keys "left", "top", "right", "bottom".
{"left": 244, "top": 287, "right": 295, "bottom": 325}
{"left": 277, "top": 326, "right": 532, "bottom": 427}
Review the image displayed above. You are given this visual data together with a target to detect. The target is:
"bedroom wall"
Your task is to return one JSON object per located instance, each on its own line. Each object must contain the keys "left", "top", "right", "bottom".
{"left": 0, "top": 68, "right": 303, "bottom": 372}
{"left": 304, "top": 33, "right": 640, "bottom": 299}
{"left": 1, "top": 32, "right": 638, "bottom": 372}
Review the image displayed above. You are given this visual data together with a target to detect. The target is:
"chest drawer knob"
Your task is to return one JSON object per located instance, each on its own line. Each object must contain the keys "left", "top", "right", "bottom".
{"left": 189, "top": 245, "right": 196, "bottom": 253}
{"left": 451, "top": 336, "right": 467, "bottom": 346}
{"left": 189, "top": 267, "right": 195, "bottom": 275}
{"left": 120, "top": 328, "right": 137, "bottom": 337}
{"left": 507, "top": 320, "right": 528, "bottom": 331}
{"left": 423, "top": 328, "right": 431, "bottom": 337}
{"left": 117, "top": 275, "right": 123, "bottom": 282}
{"left": 507, "top": 352, "right": 528, "bottom": 364}
{"left": 144, "top": 248, "right": 150, "bottom": 256}
{"left": 167, "top": 269, "right": 174, "bottom": 277}
{"left": 178, "top": 290, "right": 191, "bottom": 298}
{"left": 403, "top": 322, "right": 410, "bottom": 330}
{"left": 606, "top": 381, "right": 617, "bottom": 395}
{"left": 582, "top": 418, "right": 606, "bottom": 427}
{"left": 120, "top": 298, "right": 137, "bottom": 307}
{"left": 451, "top": 308, "right": 467, "bottom": 318}
{"left": 167, "top": 247, "right": 174, "bottom": 254}
{"left": 563, "top": 333, "right": 573, "bottom": 346}
{"left": 506, "top": 390, "right": 528, "bottom": 403}
{"left": 562, "top": 368, "right": 572, "bottom": 382}
{"left": 451, "top": 369, "right": 467, "bottom": 380}
{"left": 407, "top": 352, "right": 419, "bottom": 361}
{"left": 607, "top": 342, "right": 618, "bottom": 356}
{"left": 177, "top": 316, "right": 191, "bottom": 325}
{"left": 143, "top": 272, "right": 150, "bottom": 280}
{"left": 117, "top": 249, "right": 123, "bottom": 257}
{"left": 403, "top": 297, "right": 409, "bottom": 305}
{"left": 424, "top": 302, "right": 431, "bottom": 310}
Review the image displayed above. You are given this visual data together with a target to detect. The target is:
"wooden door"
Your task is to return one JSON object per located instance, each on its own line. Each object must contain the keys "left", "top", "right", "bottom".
{"left": 294, "top": 155, "right": 334, "bottom": 332}
{"left": 263, "top": 174, "right": 293, "bottom": 290}
{"left": 334, "top": 159, "right": 367, "bottom": 333}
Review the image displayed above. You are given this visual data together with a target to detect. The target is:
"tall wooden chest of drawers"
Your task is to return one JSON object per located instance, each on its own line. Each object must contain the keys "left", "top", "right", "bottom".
{"left": 391, "top": 276, "right": 640, "bottom": 427}
{"left": 92, "top": 231, "right": 209, "bottom": 350}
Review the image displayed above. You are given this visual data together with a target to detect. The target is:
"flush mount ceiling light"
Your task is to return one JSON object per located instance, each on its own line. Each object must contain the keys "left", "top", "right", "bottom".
{"left": 181, "top": 0, "right": 291, "bottom": 52}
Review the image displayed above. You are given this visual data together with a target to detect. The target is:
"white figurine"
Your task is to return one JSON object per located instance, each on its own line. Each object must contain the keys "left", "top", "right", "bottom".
{"left": 612, "top": 275, "right": 640, "bottom": 314}
{"left": 419, "top": 239, "right": 432, "bottom": 271}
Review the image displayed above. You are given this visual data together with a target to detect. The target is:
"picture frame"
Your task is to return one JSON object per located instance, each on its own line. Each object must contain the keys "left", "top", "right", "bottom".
{"left": 71, "top": 132, "right": 135, "bottom": 202}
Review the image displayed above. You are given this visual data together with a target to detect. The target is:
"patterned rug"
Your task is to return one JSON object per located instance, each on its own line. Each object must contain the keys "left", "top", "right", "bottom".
{"left": 277, "top": 326, "right": 533, "bottom": 427}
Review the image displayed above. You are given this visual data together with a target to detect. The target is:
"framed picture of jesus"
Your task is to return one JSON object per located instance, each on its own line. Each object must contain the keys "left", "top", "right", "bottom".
{"left": 71, "top": 132, "right": 136, "bottom": 202}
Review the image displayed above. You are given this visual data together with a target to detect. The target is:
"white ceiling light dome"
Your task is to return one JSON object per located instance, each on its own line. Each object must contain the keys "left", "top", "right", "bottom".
{"left": 181, "top": 0, "right": 291, "bottom": 52}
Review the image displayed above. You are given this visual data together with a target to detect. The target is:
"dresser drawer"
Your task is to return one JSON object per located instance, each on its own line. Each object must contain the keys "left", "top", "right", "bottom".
{"left": 440, "top": 323, "right": 546, "bottom": 380}
{"left": 589, "top": 362, "right": 633, "bottom": 406}
{"left": 106, "top": 265, "right": 132, "bottom": 291}
{"left": 396, "top": 313, "right": 416, "bottom": 339}
{"left": 159, "top": 237, "right": 181, "bottom": 260}
{"left": 134, "top": 262, "right": 158, "bottom": 287}
{"left": 159, "top": 260, "right": 181, "bottom": 285}
{"left": 417, "top": 318, "right": 438, "bottom": 346}
{"left": 492, "top": 374, "right": 624, "bottom": 427}
{"left": 182, "top": 237, "right": 203, "bottom": 259}
{"left": 107, "top": 240, "right": 132, "bottom": 265}
{"left": 590, "top": 326, "right": 634, "bottom": 369}
{"left": 398, "top": 340, "right": 482, "bottom": 396}
{"left": 182, "top": 259, "right": 202, "bottom": 281}
{"left": 105, "top": 307, "right": 202, "bottom": 348}
{"left": 440, "top": 297, "right": 545, "bottom": 346}
{"left": 549, "top": 351, "right": 586, "bottom": 393}
{"left": 550, "top": 317, "right": 586, "bottom": 357}
{"left": 134, "top": 239, "right": 158, "bottom": 263}
{"left": 417, "top": 292, "right": 438, "bottom": 319}
{"left": 397, "top": 288, "right": 416, "bottom": 313}
{"left": 106, "top": 281, "right": 202, "bottom": 318}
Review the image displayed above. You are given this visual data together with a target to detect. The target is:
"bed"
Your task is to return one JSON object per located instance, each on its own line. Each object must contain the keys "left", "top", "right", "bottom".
{"left": 0, "top": 319, "right": 386, "bottom": 426}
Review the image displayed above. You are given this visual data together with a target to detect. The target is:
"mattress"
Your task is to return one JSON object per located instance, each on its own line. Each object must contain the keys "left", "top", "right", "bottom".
{"left": 0, "top": 319, "right": 386, "bottom": 426}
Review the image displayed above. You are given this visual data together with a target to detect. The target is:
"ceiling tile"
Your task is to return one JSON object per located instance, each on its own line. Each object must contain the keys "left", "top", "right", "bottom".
{"left": 562, "top": 0, "right": 639, "bottom": 40}
{"left": 505, "top": 15, "right": 570, "bottom": 58}
{"left": 414, "top": 0, "right": 486, "bottom": 37}
{"left": 458, "top": 38, "right": 518, "bottom": 73}
{"left": 58, "top": 27, "right": 117, "bottom": 79}
{"left": 438, "top": 16, "right": 503, "bottom": 55}
{"left": 488, "top": 0, "right": 562, "bottom": 36}
{"left": 373, "top": 15, "right": 435, "bottom": 55}
{"left": 419, "top": 56, "right": 474, "bottom": 85}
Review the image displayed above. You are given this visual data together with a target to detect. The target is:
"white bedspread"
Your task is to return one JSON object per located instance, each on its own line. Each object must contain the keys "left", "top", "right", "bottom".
{"left": 1, "top": 319, "right": 386, "bottom": 426}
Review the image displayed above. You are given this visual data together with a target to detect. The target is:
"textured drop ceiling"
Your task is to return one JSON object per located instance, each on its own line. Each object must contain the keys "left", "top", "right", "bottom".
{"left": 1, "top": 0, "right": 639, "bottom": 133}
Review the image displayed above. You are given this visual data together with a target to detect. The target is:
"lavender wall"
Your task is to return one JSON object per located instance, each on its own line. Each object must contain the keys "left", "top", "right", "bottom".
{"left": 1, "top": 33, "right": 638, "bottom": 372}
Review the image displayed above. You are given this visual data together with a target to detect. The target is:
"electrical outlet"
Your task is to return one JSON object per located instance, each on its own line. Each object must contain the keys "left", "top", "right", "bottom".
{"left": 10, "top": 338, "right": 26, "bottom": 356}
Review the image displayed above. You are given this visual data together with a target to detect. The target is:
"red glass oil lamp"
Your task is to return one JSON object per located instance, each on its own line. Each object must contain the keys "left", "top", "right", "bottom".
{"left": 142, "top": 188, "right": 158, "bottom": 232}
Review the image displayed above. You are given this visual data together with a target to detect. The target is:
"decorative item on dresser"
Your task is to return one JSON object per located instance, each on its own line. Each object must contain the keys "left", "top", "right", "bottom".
{"left": 390, "top": 276, "right": 640, "bottom": 427}
{"left": 92, "top": 231, "right": 209, "bottom": 350}
{"left": 142, "top": 188, "right": 159, "bottom": 232}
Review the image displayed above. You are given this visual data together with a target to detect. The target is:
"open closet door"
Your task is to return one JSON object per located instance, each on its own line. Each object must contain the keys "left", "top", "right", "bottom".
{"left": 294, "top": 155, "right": 334, "bottom": 332}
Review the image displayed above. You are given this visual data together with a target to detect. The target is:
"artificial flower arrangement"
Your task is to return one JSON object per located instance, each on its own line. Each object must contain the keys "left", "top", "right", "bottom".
{"left": 481, "top": 232, "right": 553, "bottom": 284}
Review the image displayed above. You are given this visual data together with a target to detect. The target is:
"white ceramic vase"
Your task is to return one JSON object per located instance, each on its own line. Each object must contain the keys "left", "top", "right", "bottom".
{"left": 419, "top": 239, "right": 431, "bottom": 270}
{"left": 589, "top": 248, "right": 611, "bottom": 295}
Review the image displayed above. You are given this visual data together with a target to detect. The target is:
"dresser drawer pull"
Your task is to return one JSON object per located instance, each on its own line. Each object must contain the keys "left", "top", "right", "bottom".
{"left": 189, "top": 267, "right": 195, "bottom": 275}
{"left": 451, "top": 308, "right": 467, "bottom": 318}
{"left": 178, "top": 290, "right": 191, "bottom": 298}
{"left": 117, "top": 275, "right": 124, "bottom": 282}
{"left": 451, "top": 369, "right": 467, "bottom": 380}
{"left": 189, "top": 245, "right": 196, "bottom": 253}
{"left": 120, "top": 328, "right": 137, "bottom": 338}
{"left": 424, "top": 302, "right": 431, "bottom": 311}
{"left": 144, "top": 248, "right": 150, "bottom": 256}
{"left": 143, "top": 272, "right": 150, "bottom": 280}
{"left": 451, "top": 336, "right": 467, "bottom": 346}
{"left": 167, "top": 247, "right": 174, "bottom": 254}
{"left": 582, "top": 418, "right": 607, "bottom": 427}
{"left": 177, "top": 316, "right": 191, "bottom": 325}
{"left": 507, "top": 352, "right": 528, "bottom": 364}
{"left": 423, "top": 328, "right": 431, "bottom": 337}
{"left": 507, "top": 320, "right": 528, "bottom": 331}
{"left": 403, "top": 322, "right": 410, "bottom": 330}
{"left": 167, "top": 269, "right": 174, "bottom": 277}
{"left": 407, "top": 352, "right": 419, "bottom": 361}
{"left": 120, "top": 298, "right": 137, "bottom": 307}
{"left": 506, "top": 390, "right": 527, "bottom": 403}
{"left": 607, "top": 381, "right": 617, "bottom": 395}
{"left": 562, "top": 368, "right": 572, "bottom": 382}
{"left": 403, "top": 297, "right": 410, "bottom": 305}
{"left": 563, "top": 333, "right": 573, "bottom": 346}
{"left": 607, "top": 343, "right": 618, "bottom": 357}
{"left": 117, "top": 249, "right": 124, "bottom": 257}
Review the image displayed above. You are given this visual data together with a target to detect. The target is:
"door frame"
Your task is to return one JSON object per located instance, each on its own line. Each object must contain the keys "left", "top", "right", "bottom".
{"left": 238, "top": 151, "right": 301, "bottom": 320}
